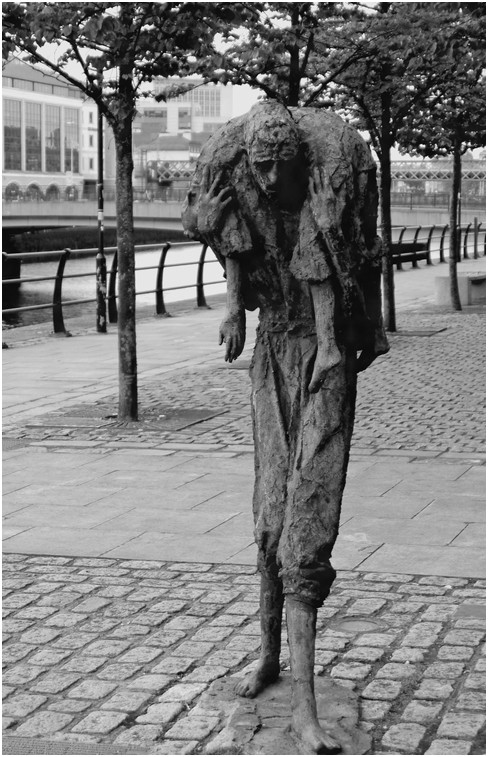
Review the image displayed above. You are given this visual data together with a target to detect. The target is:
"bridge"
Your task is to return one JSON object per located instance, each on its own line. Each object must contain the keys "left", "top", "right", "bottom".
{"left": 4, "top": 197, "right": 485, "bottom": 237}
{"left": 3, "top": 159, "right": 486, "bottom": 234}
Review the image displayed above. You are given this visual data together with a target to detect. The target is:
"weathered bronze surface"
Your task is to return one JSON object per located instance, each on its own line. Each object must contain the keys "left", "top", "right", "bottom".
{"left": 182, "top": 101, "right": 388, "bottom": 754}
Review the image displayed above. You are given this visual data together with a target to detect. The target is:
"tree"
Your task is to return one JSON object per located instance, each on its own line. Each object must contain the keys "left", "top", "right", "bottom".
{"left": 3, "top": 1, "right": 243, "bottom": 419}
{"left": 215, "top": 2, "right": 366, "bottom": 107}
{"left": 316, "top": 2, "right": 481, "bottom": 331}
{"left": 396, "top": 3, "right": 486, "bottom": 311}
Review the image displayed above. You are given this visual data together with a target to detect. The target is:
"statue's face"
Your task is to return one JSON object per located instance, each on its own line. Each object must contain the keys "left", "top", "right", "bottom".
{"left": 251, "top": 157, "right": 290, "bottom": 197}
{"left": 250, "top": 147, "right": 305, "bottom": 209}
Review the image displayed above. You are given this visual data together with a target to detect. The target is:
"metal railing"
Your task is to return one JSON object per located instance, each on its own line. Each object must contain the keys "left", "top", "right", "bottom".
{"left": 2, "top": 221, "right": 486, "bottom": 334}
{"left": 2, "top": 241, "right": 224, "bottom": 334}
{"left": 392, "top": 220, "right": 485, "bottom": 263}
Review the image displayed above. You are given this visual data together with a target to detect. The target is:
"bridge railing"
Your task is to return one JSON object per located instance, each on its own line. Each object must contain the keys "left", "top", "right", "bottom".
{"left": 390, "top": 192, "right": 486, "bottom": 211}
{"left": 2, "top": 241, "right": 225, "bottom": 335}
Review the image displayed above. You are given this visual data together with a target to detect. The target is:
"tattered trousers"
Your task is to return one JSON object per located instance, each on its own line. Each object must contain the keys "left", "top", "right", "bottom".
{"left": 250, "top": 322, "right": 357, "bottom": 607}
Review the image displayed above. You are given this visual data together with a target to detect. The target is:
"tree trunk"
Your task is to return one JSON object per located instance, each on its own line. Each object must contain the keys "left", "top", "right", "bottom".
{"left": 379, "top": 152, "right": 395, "bottom": 332}
{"left": 448, "top": 141, "right": 462, "bottom": 311}
{"left": 114, "top": 109, "right": 138, "bottom": 420}
{"left": 287, "top": 6, "right": 300, "bottom": 106}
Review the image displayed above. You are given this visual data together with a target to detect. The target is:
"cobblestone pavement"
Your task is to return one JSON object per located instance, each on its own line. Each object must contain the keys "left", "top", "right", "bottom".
{"left": 3, "top": 309, "right": 486, "bottom": 457}
{"left": 2, "top": 555, "right": 485, "bottom": 755}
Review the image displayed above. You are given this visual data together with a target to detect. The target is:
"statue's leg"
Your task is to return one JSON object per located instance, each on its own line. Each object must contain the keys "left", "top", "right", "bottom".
{"left": 236, "top": 568, "right": 284, "bottom": 697}
{"left": 236, "top": 327, "right": 288, "bottom": 698}
{"left": 286, "top": 596, "right": 341, "bottom": 754}
{"left": 279, "top": 339, "right": 357, "bottom": 753}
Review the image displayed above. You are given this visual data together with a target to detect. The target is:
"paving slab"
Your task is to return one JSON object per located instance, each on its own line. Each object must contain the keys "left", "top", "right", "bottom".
{"left": 359, "top": 544, "right": 485, "bottom": 579}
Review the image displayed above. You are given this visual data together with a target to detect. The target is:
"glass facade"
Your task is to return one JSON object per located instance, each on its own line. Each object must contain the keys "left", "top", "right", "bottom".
{"left": 45, "top": 105, "right": 61, "bottom": 172}
{"left": 3, "top": 98, "right": 81, "bottom": 175}
{"left": 4, "top": 99, "right": 22, "bottom": 171}
{"left": 64, "top": 108, "right": 79, "bottom": 173}
{"left": 175, "top": 86, "right": 221, "bottom": 117}
{"left": 25, "top": 102, "right": 42, "bottom": 171}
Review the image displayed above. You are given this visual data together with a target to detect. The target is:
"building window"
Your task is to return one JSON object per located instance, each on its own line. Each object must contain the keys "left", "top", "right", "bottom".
{"left": 45, "top": 105, "right": 61, "bottom": 172}
{"left": 173, "top": 85, "right": 221, "bottom": 117}
{"left": 89, "top": 134, "right": 94, "bottom": 148}
{"left": 89, "top": 158, "right": 94, "bottom": 170}
{"left": 25, "top": 101, "right": 42, "bottom": 171}
{"left": 64, "top": 108, "right": 79, "bottom": 173}
{"left": 34, "top": 82, "right": 53, "bottom": 94}
{"left": 4, "top": 99, "right": 22, "bottom": 171}
{"left": 13, "top": 78, "right": 33, "bottom": 91}
{"left": 89, "top": 111, "right": 94, "bottom": 124}
{"left": 178, "top": 107, "right": 191, "bottom": 130}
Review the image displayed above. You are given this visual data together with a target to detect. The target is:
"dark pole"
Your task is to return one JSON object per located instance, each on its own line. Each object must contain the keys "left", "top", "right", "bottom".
{"left": 96, "top": 99, "right": 107, "bottom": 333}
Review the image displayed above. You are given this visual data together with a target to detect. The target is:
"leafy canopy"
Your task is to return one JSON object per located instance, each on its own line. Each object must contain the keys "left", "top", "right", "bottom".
{"left": 2, "top": 2, "right": 255, "bottom": 125}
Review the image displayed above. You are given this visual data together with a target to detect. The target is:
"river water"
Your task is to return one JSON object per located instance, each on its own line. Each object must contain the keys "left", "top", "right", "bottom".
{"left": 3, "top": 243, "right": 226, "bottom": 328}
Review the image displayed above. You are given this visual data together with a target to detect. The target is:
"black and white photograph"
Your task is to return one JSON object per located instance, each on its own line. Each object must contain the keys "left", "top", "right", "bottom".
{"left": 2, "top": 2, "right": 485, "bottom": 754}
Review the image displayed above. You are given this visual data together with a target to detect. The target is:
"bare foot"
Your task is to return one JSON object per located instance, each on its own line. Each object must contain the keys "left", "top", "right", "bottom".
{"left": 235, "top": 658, "right": 280, "bottom": 698}
{"left": 292, "top": 713, "right": 341, "bottom": 754}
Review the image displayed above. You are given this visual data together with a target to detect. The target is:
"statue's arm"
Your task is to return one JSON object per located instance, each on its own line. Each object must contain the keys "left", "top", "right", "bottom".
{"left": 308, "top": 281, "right": 341, "bottom": 392}
{"left": 219, "top": 256, "right": 246, "bottom": 363}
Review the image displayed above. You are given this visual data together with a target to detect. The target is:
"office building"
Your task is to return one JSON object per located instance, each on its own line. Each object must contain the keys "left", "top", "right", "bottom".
{"left": 3, "top": 63, "right": 235, "bottom": 202}
{"left": 2, "top": 59, "right": 90, "bottom": 201}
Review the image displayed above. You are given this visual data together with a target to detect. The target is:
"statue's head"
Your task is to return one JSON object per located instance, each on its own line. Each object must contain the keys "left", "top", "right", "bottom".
{"left": 245, "top": 101, "right": 304, "bottom": 203}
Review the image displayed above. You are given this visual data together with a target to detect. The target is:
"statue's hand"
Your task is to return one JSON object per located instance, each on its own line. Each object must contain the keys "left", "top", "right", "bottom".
{"left": 219, "top": 312, "right": 245, "bottom": 363}
{"left": 197, "top": 168, "right": 234, "bottom": 236}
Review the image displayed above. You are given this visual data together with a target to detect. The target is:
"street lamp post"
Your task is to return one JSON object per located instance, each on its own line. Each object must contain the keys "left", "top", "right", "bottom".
{"left": 96, "top": 102, "right": 107, "bottom": 333}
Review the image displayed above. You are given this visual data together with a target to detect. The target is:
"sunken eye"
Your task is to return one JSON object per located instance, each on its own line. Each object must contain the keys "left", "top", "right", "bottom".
{"left": 256, "top": 160, "right": 274, "bottom": 172}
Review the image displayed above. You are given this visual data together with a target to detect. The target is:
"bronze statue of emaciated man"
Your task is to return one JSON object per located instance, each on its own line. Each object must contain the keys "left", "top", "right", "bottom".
{"left": 182, "top": 101, "right": 389, "bottom": 754}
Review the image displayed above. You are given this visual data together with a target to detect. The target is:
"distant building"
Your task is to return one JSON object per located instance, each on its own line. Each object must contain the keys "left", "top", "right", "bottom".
{"left": 152, "top": 77, "right": 233, "bottom": 134}
{"left": 2, "top": 59, "right": 89, "bottom": 201}
{"left": 2, "top": 63, "right": 236, "bottom": 201}
{"left": 131, "top": 78, "right": 233, "bottom": 198}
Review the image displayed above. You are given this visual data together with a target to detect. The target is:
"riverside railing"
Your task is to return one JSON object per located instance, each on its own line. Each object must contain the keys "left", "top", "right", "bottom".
{"left": 2, "top": 221, "right": 485, "bottom": 335}
{"left": 392, "top": 219, "right": 485, "bottom": 263}
{"left": 2, "top": 241, "right": 224, "bottom": 335}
